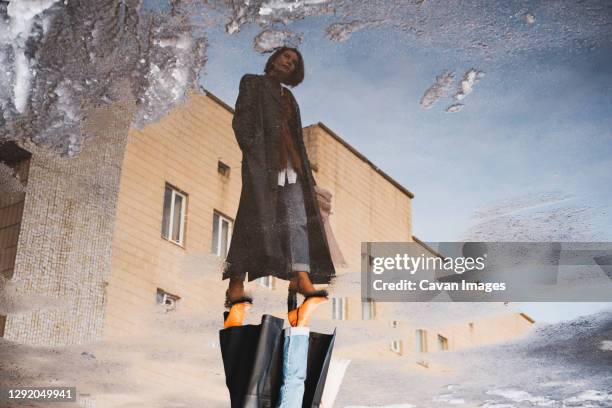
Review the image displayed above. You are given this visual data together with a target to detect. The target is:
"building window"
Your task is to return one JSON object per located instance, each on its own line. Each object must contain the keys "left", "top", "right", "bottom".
{"left": 218, "top": 160, "right": 230, "bottom": 177}
{"left": 77, "top": 395, "right": 96, "bottom": 408}
{"left": 161, "top": 184, "right": 187, "bottom": 246}
{"left": 212, "top": 211, "right": 232, "bottom": 256}
{"left": 257, "top": 276, "right": 275, "bottom": 289}
{"left": 361, "top": 300, "right": 376, "bottom": 320}
{"left": 156, "top": 288, "right": 180, "bottom": 311}
{"left": 390, "top": 339, "right": 403, "bottom": 355}
{"left": 437, "top": 334, "right": 449, "bottom": 351}
{"left": 415, "top": 329, "right": 428, "bottom": 353}
{"left": 332, "top": 297, "right": 348, "bottom": 320}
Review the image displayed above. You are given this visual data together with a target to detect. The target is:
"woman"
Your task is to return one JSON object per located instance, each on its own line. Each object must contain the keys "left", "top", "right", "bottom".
{"left": 222, "top": 47, "right": 335, "bottom": 327}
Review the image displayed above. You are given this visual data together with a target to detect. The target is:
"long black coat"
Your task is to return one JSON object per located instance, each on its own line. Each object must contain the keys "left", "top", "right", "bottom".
{"left": 222, "top": 74, "right": 335, "bottom": 285}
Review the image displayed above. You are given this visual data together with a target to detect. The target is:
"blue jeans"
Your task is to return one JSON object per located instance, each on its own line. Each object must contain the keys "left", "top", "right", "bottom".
{"left": 277, "top": 176, "right": 310, "bottom": 273}
{"left": 276, "top": 327, "right": 310, "bottom": 408}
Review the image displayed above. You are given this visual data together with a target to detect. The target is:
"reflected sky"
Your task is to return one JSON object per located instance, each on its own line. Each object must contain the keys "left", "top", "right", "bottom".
{"left": 200, "top": 6, "right": 612, "bottom": 323}
{"left": 202, "top": 14, "right": 612, "bottom": 243}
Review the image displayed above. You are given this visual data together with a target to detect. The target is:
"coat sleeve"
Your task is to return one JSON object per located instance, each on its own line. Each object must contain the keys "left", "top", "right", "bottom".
{"left": 232, "top": 74, "right": 261, "bottom": 152}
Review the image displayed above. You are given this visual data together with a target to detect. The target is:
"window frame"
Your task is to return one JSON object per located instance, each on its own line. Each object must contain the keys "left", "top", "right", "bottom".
{"left": 212, "top": 210, "right": 233, "bottom": 257}
{"left": 437, "top": 334, "right": 449, "bottom": 351}
{"left": 332, "top": 297, "right": 348, "bottom": 320}
{"left": 217, "top": 160, "right": 231, "bottom": 177}
{"left": 361, "top": 299, "right": 376, "bottom": 320}
{"left": 161, "top": 183, "right": 188, "bottom": 247}
{"left": 156, "top": 288, "right": 180, "bottom": 311}
{"left": 415, "top": 329, "right": 428, "bottom": 353}
{"left": 257, "top": 275, "right": 276, "bottom": 289}
{"left": 390, "top": 339, "right": 403, "bottom": 355}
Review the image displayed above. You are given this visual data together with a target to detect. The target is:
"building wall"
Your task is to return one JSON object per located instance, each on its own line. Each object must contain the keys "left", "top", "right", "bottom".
{"left": 0, "top": 143, "right": 32, "bottom": 337}
{"left": 4, "top": 93, "right": 136, "bottom": 345}
{"left": 104, "top": 90, "right": 242, "bottom": 338}
{"left": 104, "top": 92, "right": 416, "bottom": 336}
{"left": 303, "top": 124, "right": 413, "bottom": 273}
{"left": 1, "top": 86, "right": 533, "bottom": 406}
{"left": 104, "top": 90, "right": 533, "bottom": 354}
{"left": 437, "top": 312, "right": 534, "bottom": 351}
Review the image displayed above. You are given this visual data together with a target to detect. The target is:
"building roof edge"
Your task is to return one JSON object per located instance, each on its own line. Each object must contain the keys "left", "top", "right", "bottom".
{"left": 412, "top": 236, "right": 445, "bottom": 259}
{"left": 199, "top": 88, "right": 235, "bottom": 115}
{"left": 200, "top": 91, "right": 415, "bottom": 200}
{"left": 307, "top": 122, "right": 415, "bottom": 199}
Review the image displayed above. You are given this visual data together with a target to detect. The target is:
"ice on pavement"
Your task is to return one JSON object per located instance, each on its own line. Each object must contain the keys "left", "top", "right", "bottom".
{"left": 1, "top": 0, "right": 206, "bottom": 156}
{"left": 253, "top": 29, "right": 303, "bottom": 53}
{"left": 1, "top": 266, "right": 610, "bottom": 408}
{"left": 420, "top": 70, "right": 454, "bottom": 109}
{"left": 226, "top": 0, "right": 333, "bottom": 34}
{"left": 333, "top": 309, "right": 612, "bottom": 407}
{"left": 4, "top": 0, "right": 59, "bottom": 114}
{"left": 445, "top": 103, "right": 464, "bottom": 113}
{"left": 454, "top": 68, "right": 485, "bottom": 101}
{"left": 524, "top": 13, "right": 536, "bottom": 25}
{"left": 325, "top": 20, "right": 382, "bottom": 42}
{"left": 3, "top": 1, "right": 612, "bottom": 154}
{"left": 462, "top": 191, "right": 598, "bottom": 241}
{"left": 485, "top": 389, "right": 556, "bottom": 406}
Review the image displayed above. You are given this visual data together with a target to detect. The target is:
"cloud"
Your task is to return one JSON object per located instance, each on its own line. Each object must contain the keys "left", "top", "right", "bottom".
{"left": 253, "top": 29, "right": 303, "bottom": 53}
{"left": 454, "top": 68, "right": 485, "bottom": 101}
{"left": 420, "top": 70, "right": 455, "bottom": 109}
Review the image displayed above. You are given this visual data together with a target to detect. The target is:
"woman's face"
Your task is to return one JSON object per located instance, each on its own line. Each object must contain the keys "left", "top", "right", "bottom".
{"left": 271, "top": 50, "right": 299, "bottom": 81}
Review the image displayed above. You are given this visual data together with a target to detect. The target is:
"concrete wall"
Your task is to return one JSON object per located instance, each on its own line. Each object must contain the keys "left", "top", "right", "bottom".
{"left": 5, "top": 94, "right": 136, "bottom": 346}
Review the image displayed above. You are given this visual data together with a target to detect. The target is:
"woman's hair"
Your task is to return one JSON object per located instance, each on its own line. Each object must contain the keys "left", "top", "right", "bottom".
{"left": 264, "top": 47, "right": 305, "bottom": 87}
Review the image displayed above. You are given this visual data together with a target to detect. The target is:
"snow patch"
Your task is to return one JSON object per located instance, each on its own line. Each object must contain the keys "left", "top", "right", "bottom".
{"left": 253, "top": 29, "right": 302, "bottom": 53}
{"left": 480, "top": 403, "right": 517, "bottom": 408}
{"left": 486, "top": 389, "right": 556, "bottom": 406}
{"left": 445, "top": 103, "right": 464, "bottom": 113}
{"left": 524, "top": 13, "right": 536, "bottom": 24}
{"left": 325, "top": 20, "right": 381, "bottom": 42}
{"left": 4, "top": 0, "right": 60, "bottom": 113}
{"left": 462, "top": 191, "right": 597, "bottom": 241}
{"left": 563, "top": 389, "right": 612, "bottom": 405}
{"left": 420, "top": 70, "right": 454, "bottom": 109}
{"left": 599, "top": 340, "right": 612, "bottom": 350}
{"left": 1, "top": 2, "right": 206, "bottom": 156}
{"left": 432, "top": 393, "right": 465, "bottom": 404}
{"left": 454, "top": 68, "right": 485, "bottom": 101}
{"left": 345, "top": 405, "right": 416, "bottom": 408}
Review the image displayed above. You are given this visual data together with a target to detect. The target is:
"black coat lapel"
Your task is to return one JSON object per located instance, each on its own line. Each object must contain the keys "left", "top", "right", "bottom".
{"left": 263, "top": 75, "right": 282, "bottom": 105}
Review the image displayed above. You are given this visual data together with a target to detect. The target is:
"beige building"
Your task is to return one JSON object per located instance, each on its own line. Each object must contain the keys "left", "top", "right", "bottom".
{"left": 0, "top": 88, "right": 533, "bottom": 405}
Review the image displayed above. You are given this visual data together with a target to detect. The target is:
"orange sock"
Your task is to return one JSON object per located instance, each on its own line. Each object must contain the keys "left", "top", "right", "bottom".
{"left": 288, "top": 297, "right": 328, "bottom": 327}
{"left": 224, "top": 302, "right": 251, "bottom": 329}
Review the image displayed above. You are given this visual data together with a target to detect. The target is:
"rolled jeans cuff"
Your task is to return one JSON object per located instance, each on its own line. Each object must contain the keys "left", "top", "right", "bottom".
{"left": 291, "top": 263, "right": 310, "bottom": 273}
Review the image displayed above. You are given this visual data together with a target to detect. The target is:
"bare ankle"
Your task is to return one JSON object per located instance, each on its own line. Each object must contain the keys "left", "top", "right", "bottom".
{"left": 296, "top": 272, "right": 315, "bottom": 293}
{"left": 227, "top": 279, "right": 244, "bottom": 298}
